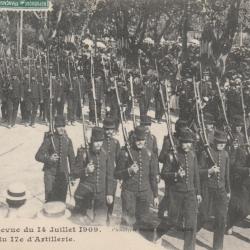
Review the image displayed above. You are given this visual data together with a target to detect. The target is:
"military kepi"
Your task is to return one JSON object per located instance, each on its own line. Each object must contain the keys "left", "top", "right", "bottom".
{"left": 54, "top": 115, "right": 66, "bottom": 128}
{"left": 103, "top": 117, "right": 115, "bottom": 129}
{"left": 134, "top": 126, "right": 146, "bottom": 140}
{"left": 91, "top": 127, "right": 105, "bottom": 141}
{"left": 179, "top": 130, "right": 194, "bottom": 143}
{"left": 214, "top": 130, "right": 227, "bottom": 143}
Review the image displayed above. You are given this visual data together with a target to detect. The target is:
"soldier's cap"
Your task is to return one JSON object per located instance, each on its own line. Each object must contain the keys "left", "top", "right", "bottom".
{"left": 214, "top": 130, "right": 227, "bottom": 144}
{"left": 204, "top": 112, "right": 215, "bottom": 124}
{"left": 91, "top": 127, "right": 105, "bottom": 142}
{"left": 179, "top": 130, "right": 194, "bottom": 143}
{"left": 175, "top": 119, "right": 188, "bottom": 130}
{"left": 134, "top": 126, "right": 146, "bottom": 140}
{"left": 54, "top": 115, "right": 66, "bottom": 128}
{"left": 232, "top": 114, "right": 244, "bottom": 126}
{"left": 140, "top": 115, "right": 151, "bottom": 126}
{"left": 37, "top": 202, "right": 71, "bottom": 220}
{"left": 103, "top": 117, "right": 115, "bottom": 129}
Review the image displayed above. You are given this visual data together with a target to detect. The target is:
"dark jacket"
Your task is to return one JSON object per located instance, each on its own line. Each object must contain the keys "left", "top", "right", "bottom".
{"left": 200, "top": 146, "right": 231, "bottom": 193}
{"left": 115, "top": 145, "right": 158, "bottom": 197}
{"left": 35, "top": 132, "right": 75, "bottom": 177}
{"left": 160, "top": 148, "right": 201, "bottom": 195}
{"left": 73, "top": 147, "right": 114, "bottom": 197}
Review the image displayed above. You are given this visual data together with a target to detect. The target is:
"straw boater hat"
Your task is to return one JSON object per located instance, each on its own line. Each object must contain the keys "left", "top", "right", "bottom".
{"left": 37, "top": 202, "right": 71, "bottom": 219}
{"left": 5, "top": 182, "right": 30, "bottom": 208}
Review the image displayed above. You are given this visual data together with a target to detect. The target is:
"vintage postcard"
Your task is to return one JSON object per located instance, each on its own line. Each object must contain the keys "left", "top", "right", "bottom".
{"left": 0, "top": 0, "right": 249, "bottom": 249}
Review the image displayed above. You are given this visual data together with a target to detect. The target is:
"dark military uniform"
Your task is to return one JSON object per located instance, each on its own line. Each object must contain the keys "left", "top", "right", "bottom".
{"left": 73, "top": 146, "right": 114, "bottom": 224}
{"left": 51, "top": 76, "right": 64, "bottom": 116}
{"left": 227, "top": 146, "right": 250, "bottom": 230}
{"left": 35, "top": 120, "right": 75, "bottom": 202}
{"left": 105, "top": 84, "right": 120, "bottom": 129}
{"left": 158, "top": 144, "right": 200, "bottom": 250}
{"left": 102, "top": 134, "right": 120, "bottom": 221}
{"left": 76, "top": 74, "right": 87, "bottom": 119}
{"left": 66, "top": 75, "right": 78, "bottom": 124}
{"left": 154, "top": 81, "right": 165, "bottom": 122}
{"left": 24, "top": 73, "right": 43, "bottom": 126}
{"left": 115, "top": 143, "right": 158, "bottom": 229}
{"left": 6, "top": 76, "right": 23, "bottom": 127}
{"left": 138, "top": 78, "right": 153, "bottom": 119}
{"left": 198, "top": 144, "right": 230, "bottom": 250}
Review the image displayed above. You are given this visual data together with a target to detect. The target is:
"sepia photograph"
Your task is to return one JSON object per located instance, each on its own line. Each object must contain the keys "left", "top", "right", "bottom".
{"left": 0, "top": 0, "right": 249, "bottom": 249}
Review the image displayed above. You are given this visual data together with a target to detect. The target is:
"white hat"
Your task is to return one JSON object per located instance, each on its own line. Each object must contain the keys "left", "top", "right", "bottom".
{"left": 37, "top": 202, "right": 71, "bottom": 219}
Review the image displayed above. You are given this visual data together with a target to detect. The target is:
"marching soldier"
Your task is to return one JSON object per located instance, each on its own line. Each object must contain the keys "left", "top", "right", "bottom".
{"left": 115, "top": 126, "right": 159, "bottom": 231}
{"left": 226, "top": 142, "right": 250, "bottom": 234}
{"left": 54, "top": 72, "right": 66, "bottom": 116}
{"left": 231, "top": 114, "right": 245, "bottom": 146}
{"left": 76, "top": 70, "right": 87, "bottom": 120}
{"left": 67, "top": 70, "right": 78, "bottom": 125}
{"left": 198, "top": 130, "right": 231, "bottom": 250}
{"left": 105, "top": 76, "right": 120, "bottom": 130}
{"left": 154, "top": 78, "right": 165, "bottom": 123}
{"left": 72, "top": 127, "right": 114, "bottom": 225}
{"left": 24, "top": 68, "right": 43, "bottom": 127}
{"left": 156, "top": 130, "right": 201, "bottom": 250}
{"left": 158, "top": 119, "right": 189, "bottom": 218}
{"left": 6, "top": 72, "right": 23, "bottom": 128}
{"left": 102, "top": 117, "right": 120, "bottom": 222}
{"left": 35, "top": 115, "right": 75, "bottom": 202}
{"left": 140, "top": 115, "right": 158, "bottom": 157}
{"left": 138, "top": 75, "right": 153, "bottom": 119}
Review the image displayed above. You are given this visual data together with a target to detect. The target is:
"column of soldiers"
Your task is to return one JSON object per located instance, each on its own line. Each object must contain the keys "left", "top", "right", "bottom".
{"left": 1, "top": 49, "right": 250, "bottom": 250}
{"left": 0, "top": 52, "right": 171, "bottom": 129}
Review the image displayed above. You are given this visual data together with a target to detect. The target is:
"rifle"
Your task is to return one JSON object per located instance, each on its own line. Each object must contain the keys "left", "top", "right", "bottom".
{"left": 2, "top": 50, "right": 11, "bottom": 89}
{"left": 48, "top": 71, "right": 56, "bottom": 153}
{"left": 155, "top": 60, "right": 183, "bottom": 175}
{"left": 28, "top": 58, "right": 32, "bottom": 92}
{"left": 114, "top": 78, "right": 134, "bottom": 163}
{"left": 215, "top": 77, "right": 234, "bottom": 141}
{"left": 239, "top": 81, "right": 250, "bottom": 155}
{"left": 67, "top": 57, "right": 73, "bottom": 91}
{"left": 129, "top": 75, "right": 136, "bottom": 129}
{"left": 38, "top": 52, "right": 44, "bottom": 86}
{"left": 193, "top": 77, "right": 216, "bottom": 166}
{"left": 90, "top": 52, "right": 98, "bottom": 126}
{"left": 57, "top": 55, "right": 62, "bottom": 86}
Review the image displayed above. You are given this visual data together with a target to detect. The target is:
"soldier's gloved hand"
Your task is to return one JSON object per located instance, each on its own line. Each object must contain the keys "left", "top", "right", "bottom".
{"left": 227, "top": 193, "right": 231, "bottom": 200}
{"left": 208, "top": 165, "right": 220, "bottom": 175}
{"left": 106, "top": 195, "right": 113, "bottom": 205}
{"left": 40, "top": 99, "right": 44, "bottom": 104}
{"left": 197, "top": 195, "right": 202, "bottom": 204}
{"left": 128, "top": 163, "right": 139, "bottom": 175}
{"left": 20, "top": 97, "right": 24, "bottom": 102}
{"left": 57, "top": 97, "right": 61, "bottom": 102}
{"left": 153, "top": 197, "right": 159, "bottom": 208}
{"left": 50, "top": 153, "right": 59, "bottom": 162}
{"left": 178, "top": 168, "right": 186, "bottom": 178}
{"left": 86, "top": 162, "right": 95, "bottom": 174}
